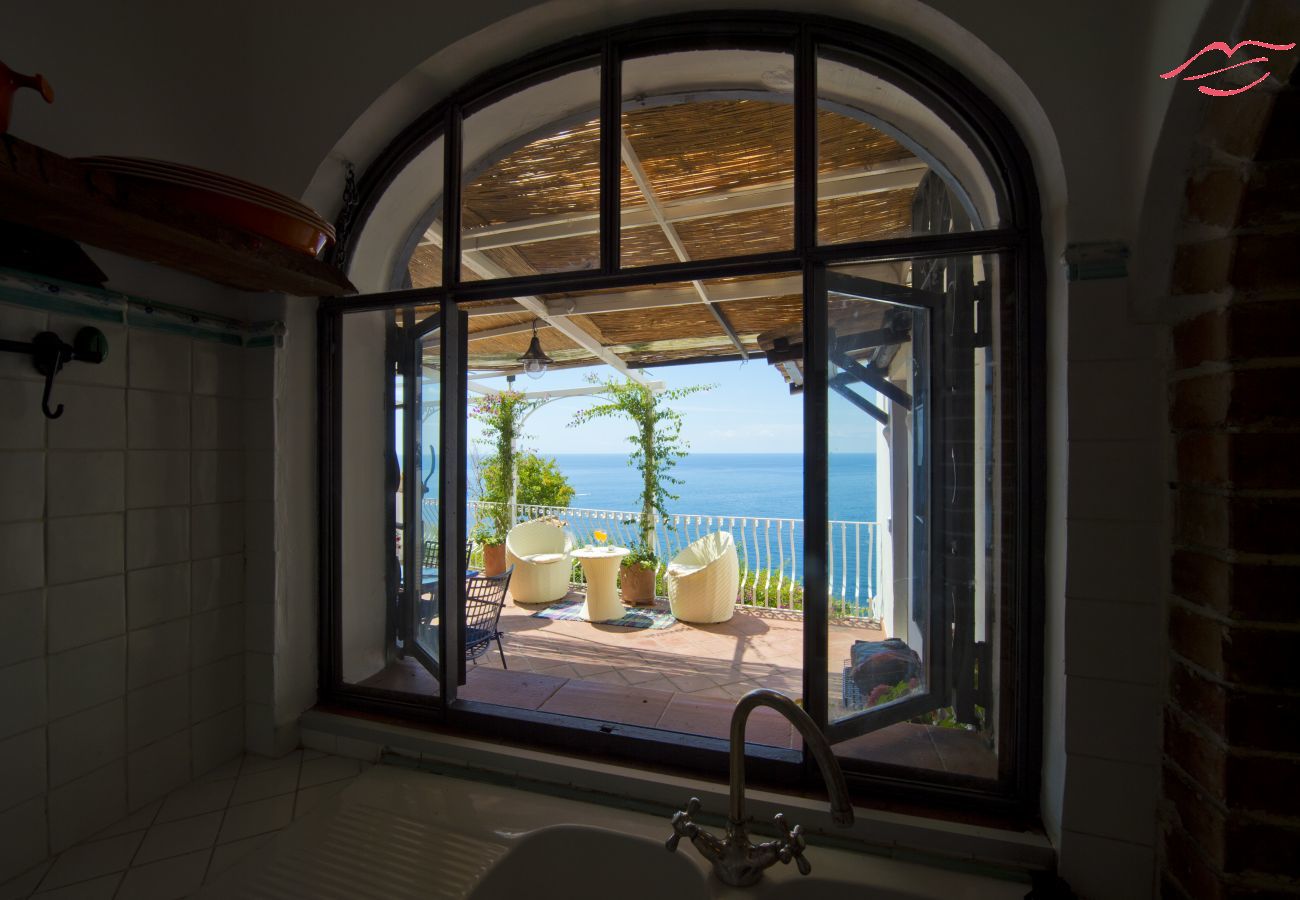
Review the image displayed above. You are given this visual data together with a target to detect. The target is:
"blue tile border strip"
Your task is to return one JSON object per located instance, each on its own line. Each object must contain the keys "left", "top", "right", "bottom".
{"left": 0, "top": 266, "right": 285, "bottom": 348}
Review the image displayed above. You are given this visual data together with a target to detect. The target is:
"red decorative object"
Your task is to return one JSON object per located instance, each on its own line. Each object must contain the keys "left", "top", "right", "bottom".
{"left": 78, "top": 156, "right": 335, "bottom": 258}
{"left": 0, "top": 61, "right": 54, "bottom": 134}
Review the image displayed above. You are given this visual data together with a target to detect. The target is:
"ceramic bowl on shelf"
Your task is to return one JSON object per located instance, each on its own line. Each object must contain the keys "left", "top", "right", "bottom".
{"left": 77, "top": 156, "right": 336, "bottom": 258}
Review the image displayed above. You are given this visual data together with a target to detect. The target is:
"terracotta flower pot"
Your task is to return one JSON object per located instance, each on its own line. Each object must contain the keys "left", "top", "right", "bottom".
{"left": 620, "top": 562, "right": 656, "bottom": 606}
{"left": 481, "top": 543, "right": 507, "bottom": 577}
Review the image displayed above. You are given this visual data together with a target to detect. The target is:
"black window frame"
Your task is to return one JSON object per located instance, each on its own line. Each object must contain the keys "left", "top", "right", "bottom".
{"left": 318, "top": 11, "right": 1046, "bottom": 824}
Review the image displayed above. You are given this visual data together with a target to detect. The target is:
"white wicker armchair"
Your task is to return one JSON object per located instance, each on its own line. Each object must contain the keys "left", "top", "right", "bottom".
{"left": 666, "top": 531, "right": 740, "bottom": 624}
{"left": 504, "top": 519, "right": 574, "bottom": 604}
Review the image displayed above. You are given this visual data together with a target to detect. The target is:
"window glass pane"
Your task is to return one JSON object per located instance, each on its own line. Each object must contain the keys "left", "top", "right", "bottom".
{"left": 621, "top": 49, "right": 795, "bottom": 267}
{"left": 451, "top": 281, "right": 801, "bottom": 747}
{"left": 827, "top": 253, "right": 1011, "bottom": 782}
{"left": 461, "top": 64, "right": 601, "bottom": 280}
{"left": 338, "top": 308, "right": 440, "bottom": 696}
{"left": 349, "top": 133, "right": 442, "bottom": 292}
{"left": 817, "top": 50, "right": 997, "bottom": 244}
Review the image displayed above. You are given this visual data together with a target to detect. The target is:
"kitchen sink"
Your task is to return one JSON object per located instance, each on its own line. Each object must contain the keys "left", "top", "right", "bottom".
{"left": 467, "top": 824, "right": 709, "bottom": 900}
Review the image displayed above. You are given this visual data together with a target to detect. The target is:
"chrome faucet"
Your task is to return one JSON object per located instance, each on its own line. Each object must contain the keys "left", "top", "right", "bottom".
{"left": 665, "top": 689, "right": 854, "bottom": 887}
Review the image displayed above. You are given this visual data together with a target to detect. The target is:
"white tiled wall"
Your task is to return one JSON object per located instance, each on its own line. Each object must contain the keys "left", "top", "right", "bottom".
{"left": 0, "top": 300, "right": 273, "bottom": 883}
{"left": 1057, "top": 279, "right": 1167, "bottom": 899}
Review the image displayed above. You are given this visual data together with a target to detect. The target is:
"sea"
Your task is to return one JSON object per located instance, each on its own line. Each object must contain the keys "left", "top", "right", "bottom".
{"left": 542, "top": 453, "right": 880, "bottom": 600}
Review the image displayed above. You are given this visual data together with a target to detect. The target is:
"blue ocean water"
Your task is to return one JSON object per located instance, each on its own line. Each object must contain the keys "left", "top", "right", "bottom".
{"left": 541, "top": 453, "right": 880, "bottom": 601}
{"left": 552, "top": 453, "right": 875, "bottom": 523}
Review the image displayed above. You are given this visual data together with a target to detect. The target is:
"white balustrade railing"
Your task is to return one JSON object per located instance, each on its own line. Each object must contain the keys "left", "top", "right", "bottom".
{"left": 445, "top": 500, "right": 881, "bottom": 621}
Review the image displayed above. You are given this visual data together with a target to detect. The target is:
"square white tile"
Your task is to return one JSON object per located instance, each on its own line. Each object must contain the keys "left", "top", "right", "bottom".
{"left": 33, "top": 872, "right": 122, "bottom": 899}
{"left": 133, "top": 811, "right": 221, "bottom": 866}
{"left": 189, "top": 658, "right": 242, "bottom": 725}
{"left": 190, "top": 556, "right": 242, "bottom": 614}
{"left": 0, "top": 658, "right": 45, "bottom": 741}
{"left": 241, "top": 399, "right": 272, "bottom": 452}
{"left": 47, "top": 761, "right": 126, "bottom": 853}
{"left": 125, "top": 507, "right": 190, "bottom": 571}
{"left": 243, "top": 653, "right": 273, "bottom": 706}
{"left": 126, "top": 563, "right": 191, "bottom": 631}
{"left": 113, "top": 848, "right": 208, "bottom": 900}
{"left": 38, "top": 831, "right": 142, "bottom": 890}
{"left": 47, "top": 451, "right": 125, "bottom": 517}
{"left": 190, "top": 710, "right": 242, "bottom": 779}
{"left": 191, "top": 343, "right": 242, "bottom": 398}
{"left": 46, "top": 514, "right": 123, "bottom": 586}
{"left": 190, "top": 503, "right": 244, "bottom": 560}
{"left": 298, "top": 755, "right": 361, "bottom": 790}
{"left": 0, "top": 590, "right": 44, "bottom": 670}
{"left": 0, "top": 728, "right": 46, "bottom": 812}
{"left": 47, "top": 637, "right": 125, "bottom": 719}
{"left": 127, "top": 674, "right": 189, "bottom": 752}
{"left": 191, "top": 451, "right": 243, "bottom": 505}
{"left": 229, "top": 764, "right": 298, "bottom": 807}
{"left": 191, "top": 397, "right": 243, "bottom": 451}
{"left": 0, "top": 797, "right": 47, "bottom": 885}
{"left": 47, "top": 386, "right": 125, "bottom": 451}
{"left": 127, "top": 620, "right": 189, "bottom": 690}
{"left": 154, "top": 779, "right": 234, "bottom": 825}
{"left": 48, "top": 698, "right": 125, "bottom": 788}
{"left": 0, "top": 380, "right": 47, "bottom": 450}
{"left": 0, "top": 451, "right": 44, "bottom": 523}
{"left": 47, "top": 576, "right": 125, "bottom": 654}
{"left": 216, "top": 794, "right": 293, "bottom": 845}
{"left": 127, "top": 392, "right": 189, "bottom": 451}
{"left": 0, "top": 521, "right": 44, "bottom": 594}
{"left": 191, "top": 606, "right": 242, "bottom": 667}
{"left": 205, "top": 832, "right": 272, "bottom": 881}
{"left": 127, "top": 732, "right": 191, "bottom": 812}
{"left": 125, "top": 451, "right": 190, "bottom": 510}
{"left": 128, "top": 334, "right": 191, "bottom": 394}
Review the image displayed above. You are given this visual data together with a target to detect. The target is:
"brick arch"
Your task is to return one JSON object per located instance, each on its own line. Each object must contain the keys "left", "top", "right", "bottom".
{"left": 1161, "top": 7, "right": 1300, "bottom": 898}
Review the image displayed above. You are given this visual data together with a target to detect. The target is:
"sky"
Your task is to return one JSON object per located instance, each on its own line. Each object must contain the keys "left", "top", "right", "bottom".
{"left": 460, "top": 358, "right": 878, "bottom": 456}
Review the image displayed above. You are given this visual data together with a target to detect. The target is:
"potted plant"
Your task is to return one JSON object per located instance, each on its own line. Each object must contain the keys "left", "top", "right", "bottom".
{"left": 470, "top": 520, "right": 507, "bottom": 577}
{"left": 619, "top": 541, "right": 658, "bottom": 606}
{"left": 570, "top": 377, "right": 712, "bottom": 607}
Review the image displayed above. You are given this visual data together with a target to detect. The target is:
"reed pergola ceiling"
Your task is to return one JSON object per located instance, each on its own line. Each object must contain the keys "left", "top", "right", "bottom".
{"left": 410, "top": 98, "right": 924, "bottom": 378}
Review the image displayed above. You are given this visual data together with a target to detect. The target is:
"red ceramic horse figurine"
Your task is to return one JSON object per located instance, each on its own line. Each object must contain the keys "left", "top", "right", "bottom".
{"left": 0, "top": 61, "right": 54, "bottom": 134}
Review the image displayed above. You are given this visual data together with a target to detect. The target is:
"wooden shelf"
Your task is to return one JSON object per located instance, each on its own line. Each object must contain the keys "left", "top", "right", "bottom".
{"left": 0, "top": 135, "right": 355, "bottom": 297}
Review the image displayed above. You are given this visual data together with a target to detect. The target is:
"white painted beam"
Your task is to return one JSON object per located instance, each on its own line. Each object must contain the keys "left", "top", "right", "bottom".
{"left": 619, "top": 132, "right": 748, "bottom": 358}
{"left": 427, "top": 160, "right": 926, "bottom": 252}
{"left": 423, "top": 223, "right": 653, "bottom": 386}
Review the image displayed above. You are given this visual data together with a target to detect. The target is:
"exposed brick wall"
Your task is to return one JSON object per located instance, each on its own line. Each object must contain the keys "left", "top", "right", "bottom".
{"left": 1162, "top": 5, "right": 1300, "bottom": 897}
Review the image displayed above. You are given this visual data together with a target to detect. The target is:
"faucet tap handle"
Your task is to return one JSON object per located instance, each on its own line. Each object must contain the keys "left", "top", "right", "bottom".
{"left": 774, "top": 813, "right": 812, "bottom": 876}
{"left": 666, "top": 797, "right": 703, "bottom": 853}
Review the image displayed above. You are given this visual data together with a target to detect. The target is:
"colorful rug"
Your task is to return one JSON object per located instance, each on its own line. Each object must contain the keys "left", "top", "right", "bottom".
{"left": 531, "top": 599, "right": 676, "bottom": 630}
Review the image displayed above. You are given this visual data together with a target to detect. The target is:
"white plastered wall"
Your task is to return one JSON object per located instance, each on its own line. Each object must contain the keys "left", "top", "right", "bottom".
{"left": 2, "top": 0, "right": 1220, "bottom": 893}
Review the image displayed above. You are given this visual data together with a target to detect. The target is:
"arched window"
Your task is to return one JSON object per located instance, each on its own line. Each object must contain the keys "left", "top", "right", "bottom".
{"left": 322, "top": 13, "right": 1043, "bottom": 814}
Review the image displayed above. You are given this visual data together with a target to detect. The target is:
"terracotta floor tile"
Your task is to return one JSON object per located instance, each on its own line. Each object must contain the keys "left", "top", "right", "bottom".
{"left": 461, "top": 667, "right": 567, "bottom": 709}
{"left": 929, "top": 726, "right": 998, "bottom": 779}
{"left": 667, "top": 673, "right": 718, "bottom": 694}
{"left": 655, "top": 694, "right": 792, "bottom": 748}
{"left": 538, "top": 679, "right": 674, "bottom": 728}
{"left": 833, "top": 722, "right": 942, "bottom": 770}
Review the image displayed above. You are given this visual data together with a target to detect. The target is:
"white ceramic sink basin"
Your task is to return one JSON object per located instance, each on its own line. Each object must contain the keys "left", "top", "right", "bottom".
{"left": 763, "top": 879, "right": 930, "bottom": 900}
{"left": 467, "top": 825, "right": 708, "bottom": 900}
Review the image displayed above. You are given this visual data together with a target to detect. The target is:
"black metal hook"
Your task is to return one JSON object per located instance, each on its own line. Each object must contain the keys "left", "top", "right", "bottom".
{"left": 0, "top": 327, "right": 108, "bottom": 419}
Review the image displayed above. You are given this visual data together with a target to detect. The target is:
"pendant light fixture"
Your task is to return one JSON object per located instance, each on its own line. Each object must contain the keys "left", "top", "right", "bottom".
{"left": 518, "top": 319, "right": 552, "bottom": 379}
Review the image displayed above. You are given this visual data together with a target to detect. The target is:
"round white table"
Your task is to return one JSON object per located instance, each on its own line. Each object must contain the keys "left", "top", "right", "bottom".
{"left": 570, "top": 545, "right": 630, "bottom": 622}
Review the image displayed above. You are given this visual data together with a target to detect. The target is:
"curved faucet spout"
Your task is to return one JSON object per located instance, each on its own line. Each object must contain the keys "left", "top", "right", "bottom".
{"left": 729, "top": 689, "right": 855, "bottom": 828}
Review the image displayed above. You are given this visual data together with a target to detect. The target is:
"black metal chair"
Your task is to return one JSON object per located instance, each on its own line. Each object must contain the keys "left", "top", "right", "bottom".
{"left": 464, "top": 565, "right": 513, "bottom": 669}
{"left": 422, "top": 540, "right": 438, "bottom": 567}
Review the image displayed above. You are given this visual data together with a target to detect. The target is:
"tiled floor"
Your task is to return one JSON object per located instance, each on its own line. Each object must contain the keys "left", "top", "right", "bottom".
{"left": 360, "top": 588, "right": 997, "bottom": 776}
{"left": 0, "top": 751, "right": 367, "bottom": 900}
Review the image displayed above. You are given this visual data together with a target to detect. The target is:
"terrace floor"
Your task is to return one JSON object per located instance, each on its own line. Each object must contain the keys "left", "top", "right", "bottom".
{"left": 362, "top": 587, "right": 996, "bottom": 778}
